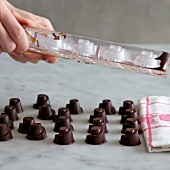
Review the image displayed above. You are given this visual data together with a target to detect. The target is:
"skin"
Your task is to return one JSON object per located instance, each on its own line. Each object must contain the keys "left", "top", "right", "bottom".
{"left": 0, "top": 0, "right": 58, "bottom": 64}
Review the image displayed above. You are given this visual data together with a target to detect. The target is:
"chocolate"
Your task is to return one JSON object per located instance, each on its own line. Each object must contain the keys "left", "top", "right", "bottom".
{"left": 118, "top": 100, "right": 136, "bottom": 115}
{"left": 120, "top": 109, "right": 137, "bottom": 124}
{"left": 88, "top": 117, "right": 108, "bottom": 133}
{"left": 18, "top": 117, "right": 35, "bottom": 134}
{"left": 99, "top": 99, "right": 116, "bottom": 115}
{"left": 121, "top": 118, "right": 142, "bottom": 134}
{"left": 33, "top": 94, "right": 50, "bottom": 109}
{"left": 89, "top": 108, "right": 108, "bottom": 123}
{"left": 0, "top": 123, "right": 13, "bottom": 141}
{"left": 0, "top": 114, "right": 14, "bottom": 130}
{"left": 123, "top": 100, "right": 134, "bottom": 108}
{"left": 155, "top": 52, "right": 169, "bottom": 71}
{"left": 3, "top": 105, "right": 19, "bottom": 121}
{"left": 26, "top": 123, "right": 47, "bottom": 140}
{"left": 37, "top": 104, "right": 55, "bottom": 120}
{"left": 53, "top": 116, "right": 73, "bottom": 132}
{"left": 53, "top": 107, "right": 73, "bottom": 122}
{"left": 9, "top": 98, "right": 23, "bottom": 113}
{"left": 66, "top": 99, "right": 83, "bottom": 114}
{"left": 119, "top": 128, "right": 141, "bottom": 146}
{"left": 85, "top": 126, "right": 106, "bottom": 145}
{"left": 53, "top": 127, "right": 75, "bottom": 145}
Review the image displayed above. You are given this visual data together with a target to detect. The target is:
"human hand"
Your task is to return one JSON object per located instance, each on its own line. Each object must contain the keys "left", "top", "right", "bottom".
{"left": 0, "top": 0, "right": 58, "bottom": 63}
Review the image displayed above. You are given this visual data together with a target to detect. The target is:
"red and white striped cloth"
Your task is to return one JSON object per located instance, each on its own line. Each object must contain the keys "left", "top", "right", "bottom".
{"left": 138, "top": 96, "right": 170, "bottom": 152}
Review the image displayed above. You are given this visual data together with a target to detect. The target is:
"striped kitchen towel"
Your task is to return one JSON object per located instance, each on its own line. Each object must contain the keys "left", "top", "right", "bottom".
{"left": 138, "top": 96, "right": 170, "bottom": 152}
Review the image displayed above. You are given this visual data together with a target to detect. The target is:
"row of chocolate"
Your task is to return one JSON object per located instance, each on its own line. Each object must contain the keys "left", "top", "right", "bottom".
{"left": 85, "top": 100, "right": 142, "bottom": 146}
{"left": 118, "top": 104, "right": 141, "bottom": 146}
{"left": 0, "top": 98, "right": 23, "bottom": 141}
{"left": 0, "top": 94, "right": 141, "bottom": 146}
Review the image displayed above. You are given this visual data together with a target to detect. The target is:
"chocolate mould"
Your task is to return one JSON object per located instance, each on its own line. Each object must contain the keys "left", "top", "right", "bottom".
{"left": 53, "top": 116, "right": 74, "bottom": 132}
{"left": 0, "top": 123, "right": 13, "bottom": 141}
{"left": 99, "top": 99, "right": 116, "bottom": 115}
{"left": 18, "top": 117, "right": 35, "bottom": 134}
{"left": 85, "top": 126, "right": 106, "bottom": 145}
{"left": 118, "top": 100, "right": 136, "bottom": 115}
{"left": 53, "top": 127, "right": 75, "bottom": 145}
{"left": 53, "top": 107, "right": 73, "bottom": 122}
{"left": 3, "top": 105, "right": 19, "bottom": 121}
{"left": 0, "top": 114, "right": 14, "bottom": 130}
{"left": 33, "top": 94, "right": 50, "bottom": 109}
{"left": 89, "top": 108, "right": 108, "bottom": 123}
{"left": 121, "top": 118, "right": 142, "bottom": 134}
{"left": 66, "top": 99, "right": 83, "bottom": 114}
{"left": 37, "top": 104, "right": 55, "bottom": 120}
{"left": 26, "top": 123, "right": 47, "bottom": 140}
{"left": 22, "top": 26, "right": 170, "bottom": 77}
{"left": 119, "top": 128, "right": 141, "bottom": 146}
{"left": 88, "top": 117, "right": 108, "bottom": 133}
{"left": 9, "top": 98, "right": 23, "bottom": 113}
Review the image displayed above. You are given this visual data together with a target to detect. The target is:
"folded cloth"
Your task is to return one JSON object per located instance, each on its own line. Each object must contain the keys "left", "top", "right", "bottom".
{"left": 138, "top": 96, "right": 170, "bottom": 152}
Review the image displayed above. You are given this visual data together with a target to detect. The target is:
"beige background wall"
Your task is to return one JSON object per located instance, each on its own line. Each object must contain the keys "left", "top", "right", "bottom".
{"left": 8, "top": 0, "right": 170, "bottom": 43}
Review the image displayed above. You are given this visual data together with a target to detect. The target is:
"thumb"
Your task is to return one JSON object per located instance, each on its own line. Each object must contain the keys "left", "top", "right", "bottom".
{"left": 11, "top": 9, "right": 31, "bottom": 26}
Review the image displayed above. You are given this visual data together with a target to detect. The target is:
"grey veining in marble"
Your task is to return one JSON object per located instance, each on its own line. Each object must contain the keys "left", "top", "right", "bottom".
{"left": 0, "top": 45, "right": 170, "bottom": 170}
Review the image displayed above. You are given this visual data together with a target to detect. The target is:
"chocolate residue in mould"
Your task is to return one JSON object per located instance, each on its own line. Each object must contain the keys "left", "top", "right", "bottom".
{"left": 155, "top": 52, "right": 169, "bottom": 71}
{"left": 59, "top": 32, "right": 66, "bottom": 39}
{"left": 52, "top": 33, "right": 60, "bottom": 40}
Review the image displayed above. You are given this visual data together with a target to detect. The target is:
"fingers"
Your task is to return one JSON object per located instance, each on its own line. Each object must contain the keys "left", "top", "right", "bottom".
{"left": 9, "top": 51, "right": 59, "bottom": 64}
{"left": 9, "top": 53, "right": 28, "bottom": 63}
{"left": 38, "top": 17, "right": 54, "bottom": 31}
{"left": 0, "top": 22, "right": 16, "bottom": 53}
{"left": 43, "top": 55, "right": 59, "bottom": 63}
{"left": 24, "top": 51, "right": 59, "bottom": 63}
{"left": 10, "top": 51, "right": 40, "bottom": 64}
{"left": 22, "top": 51, "right": 43, "bottom": 61}
{"left": 0, "top": 2, "right": 29, "bottom": 53}
{"left": 11, "top": 9, "right": 31, "bottom": 26}
{"left": 0, "top": 47, "right": 2, "bottom": 54}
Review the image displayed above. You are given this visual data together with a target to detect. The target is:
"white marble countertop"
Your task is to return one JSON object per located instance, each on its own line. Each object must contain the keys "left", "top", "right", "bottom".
{"left": 0, "top": 45, "right": 170, "bottom": 170}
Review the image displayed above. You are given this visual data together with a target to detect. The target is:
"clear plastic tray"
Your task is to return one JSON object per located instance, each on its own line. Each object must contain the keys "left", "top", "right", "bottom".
{"left": 23, "top": 26, "right": 170, "bottom": 77}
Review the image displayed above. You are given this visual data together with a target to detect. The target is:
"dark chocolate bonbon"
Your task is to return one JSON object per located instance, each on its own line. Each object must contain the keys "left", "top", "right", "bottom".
{"left": 89, "top": 108, "right": 108, "bottom": 123}
{"left": 53, "top": 127, "right": 75, "bottom": 145}
{"left": 9, "top": 98, "right": 23, "bottom": 113}
{"left": 85, "top": 126, "right": 106, "bottom": 145}
{"left": 37, "top": 104, "right": 55, "bottom": 120}
{"left": 53, "top": 116, "right": 73, "bottom": 132}
{"left": 0, "top": 123, "right": 13, "bottom": 141}
{"left": 66, "top": 99, "right": 83, "bottom": 114}
{"left": 33, "top": 94, "right": 50, "bottom": 109}
{"left": 53, "top": 107, "right": 73, "bottom": 122}
{"left": 26, "top": 123, "right": 47, "bottom": 140}
{"left": 118, "top": 100, "right": 136, "bottom": 115}
{"left": 3, "top": 105, "right": 19, "bottom": 121}
{"left": 120, "top": 109, "right": 138, "bottom": 124}
{"left": 0, "top": 114, "right": 14, "bottom": 130}
{"left": 88, "top": 117, "right": 108, "bottom": 133}
{"left": 119, "top": 128, "right": 141, "bottom": 146}
{"left": 123, "top": 100, "right": 135, "bottom": 108}
{"left": 99, "top": 99, "right": 116, "bottom": 115}
{"left": 18, "top": 117, "right": 35, "bottom": 134}
{"left": 121, "top": 118, "right": 142, "bottom": 134}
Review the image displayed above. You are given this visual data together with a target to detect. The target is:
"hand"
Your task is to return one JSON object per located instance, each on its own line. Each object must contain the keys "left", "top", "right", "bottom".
{"left": 0, "top": 0, "right": 58, "bottom": 63}
{"left": 0, "top": 1, "right": 28, "bottom": 54}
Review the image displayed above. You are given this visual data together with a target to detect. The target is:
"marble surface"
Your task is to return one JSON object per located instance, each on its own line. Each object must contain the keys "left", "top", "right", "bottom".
{"left": 0, "top": 45, "right": 170, "bottom": 170}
